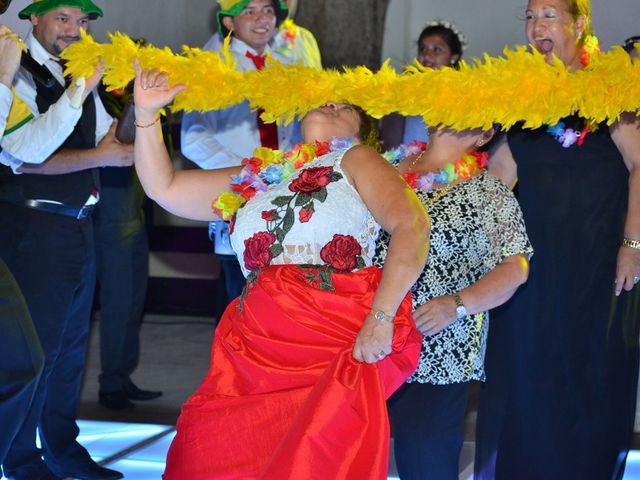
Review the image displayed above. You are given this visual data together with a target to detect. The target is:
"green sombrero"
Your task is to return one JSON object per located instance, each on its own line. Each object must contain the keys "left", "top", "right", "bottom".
{"left": 217, "top": 0, "right": 288, "bottom": 37}
{"left": 19, "top": 0, "right": 103, "bottom": 19}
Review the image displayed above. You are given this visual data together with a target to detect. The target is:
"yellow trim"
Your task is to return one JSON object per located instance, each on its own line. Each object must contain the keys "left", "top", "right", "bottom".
{"left": 4, "top": 88, "right": 34, "bottom": 135}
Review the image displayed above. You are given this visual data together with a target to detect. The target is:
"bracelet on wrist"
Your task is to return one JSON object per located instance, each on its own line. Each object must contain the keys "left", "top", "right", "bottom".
{"left": 134, "top": 115, "right": 160, "bottom": 128}
{"left": 370, "top": 309, "right": 394, "bottom": 323}
{"left": 623, "top": 237, "right": 640, "bottom": 250}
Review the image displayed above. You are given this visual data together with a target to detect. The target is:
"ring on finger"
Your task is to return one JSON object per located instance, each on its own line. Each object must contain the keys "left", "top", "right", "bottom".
{"left": 634, "top": 276, "right": 640, "bottom": 284}
{"left": 375, "top": 351, "right": 385, "bottom": 360}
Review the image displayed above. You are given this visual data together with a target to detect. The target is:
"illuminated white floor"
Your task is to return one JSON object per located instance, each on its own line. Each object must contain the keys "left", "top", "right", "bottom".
{"left": 2, "top": 420, "right": 640, "bottom": 479}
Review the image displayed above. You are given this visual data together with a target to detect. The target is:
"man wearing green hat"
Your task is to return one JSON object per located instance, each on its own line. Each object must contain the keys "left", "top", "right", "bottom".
{"left": 0, "top": 1, "right": 133, "bottom": 479}
{"left": 181, "top": 0, "right": 302, "bottom": 313}
{"left": 202, "top": 0, "right": 322, "bottom": 67}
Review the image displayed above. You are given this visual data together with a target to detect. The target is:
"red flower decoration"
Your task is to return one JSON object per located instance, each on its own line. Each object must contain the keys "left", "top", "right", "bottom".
{"left": 314, "top": 140, "right": 331, "bottom": 157}
{"left": 289, "top": 166, "right": 333, "bottom": 194}
{"left": 244, "top": 232, "right": 277, "bottom": 271}
{"left": 470, "top": 151, "right": 489, "bottom": 169}
{"left": 403, "top": 171, "right": 418, "bottom": 189}
{"left": 241, "top": 156, "right": 262, "bottom": 174}
{"left": 298, "top": 208, "right": 314, "bottom": 223}
{"left": 261, "top": 209, "right": 277, "bottom": 221}
{"left": 231, "top": 182, "right": 257, "bottom": 201}
{"left": 320, "top": 234, "right": 362, "bottom": 271}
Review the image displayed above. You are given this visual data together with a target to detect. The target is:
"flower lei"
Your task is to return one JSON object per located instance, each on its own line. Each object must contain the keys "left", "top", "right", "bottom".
{"left": 383, "top": 141, "right": 488, "bottom": 191}
{"left": 545, "top": 34, "right": 600, "bottom": 148}
{"left": 212, "top": 137, "right": 353, "bottom": 222}
{"left": 274, "top": 18, "right": 298, "bottom": 58}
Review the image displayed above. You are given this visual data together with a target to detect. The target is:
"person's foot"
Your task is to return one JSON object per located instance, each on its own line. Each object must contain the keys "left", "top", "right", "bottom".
{"left": 3, "top": 461, "right": 63, "bottom": 480}
{"left": 98, "top": 390, "right": 135, "bottom": 410}
{"left": 59, "top": 462, "right": 123, "bottom": 480}
{"left": 123, "top": 379, "right": 162, "bottom": 401}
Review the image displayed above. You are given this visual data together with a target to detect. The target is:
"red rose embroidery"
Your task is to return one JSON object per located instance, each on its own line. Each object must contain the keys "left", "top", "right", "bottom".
{"left": 298, "top": 208, "right": 314, "bottom": 223}
{"left": 244, "top": 232, "right": 277, "bottom": 270}
{"left": 261, "top": 209, "right": 277, "bottom": 221}
{"left": 320, "top": 234, "right": 362, "bottom": 271}
{"left": 289, "top": 166, "right": 333, "bottom": 194}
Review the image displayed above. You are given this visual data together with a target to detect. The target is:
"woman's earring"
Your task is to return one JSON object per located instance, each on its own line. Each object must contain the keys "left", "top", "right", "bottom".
{"left": 577, "top": 31, "right": 582, "bottom": 40}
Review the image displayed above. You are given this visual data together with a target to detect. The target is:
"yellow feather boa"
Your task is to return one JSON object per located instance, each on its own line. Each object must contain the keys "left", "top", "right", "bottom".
{"left": 62, "top": 30, "right": 640, "bottom": 130}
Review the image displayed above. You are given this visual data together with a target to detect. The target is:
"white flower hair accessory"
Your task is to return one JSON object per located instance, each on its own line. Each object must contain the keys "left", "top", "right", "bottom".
{"left": 425, "top": 20, "right": 467, "bottom": 53}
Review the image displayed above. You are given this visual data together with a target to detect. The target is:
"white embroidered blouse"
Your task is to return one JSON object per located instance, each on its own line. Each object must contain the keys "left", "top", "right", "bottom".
{"left": 231, "top": 148, "right": 380, "bottom": 277}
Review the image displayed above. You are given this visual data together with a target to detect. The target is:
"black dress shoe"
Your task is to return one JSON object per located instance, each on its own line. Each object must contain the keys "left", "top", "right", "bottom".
{"left": 4, "top": 460, "right": 63, "bottom": 480}
{"left": 61, "top": 463, "right": 123, "bottom": 480}
{"left": 123, "top": 380, "right": 162, "bottom": 401}
{"left": 98, "top": 390, "right": 135, "bottom": 410}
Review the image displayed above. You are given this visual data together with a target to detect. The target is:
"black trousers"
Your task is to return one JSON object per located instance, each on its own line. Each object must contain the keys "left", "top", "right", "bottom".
{"left": 0, "top": 203, "right": 96, "bottom": 477}
{"left": 0, "top": 259, "right": 44, "bottom": 468}
{"left": 94, "top": 175, "right": 149, "bottom": 393}
{"left": 389, "top": 380, "right": 470, "bottom": 480}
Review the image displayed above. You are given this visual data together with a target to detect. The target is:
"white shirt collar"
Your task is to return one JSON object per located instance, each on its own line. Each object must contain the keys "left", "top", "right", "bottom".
{"left": 26, "top": 32, "right": 59, "bottom": 65}
{"left": 230, "top": 37, "right": 273, "bottom": 58}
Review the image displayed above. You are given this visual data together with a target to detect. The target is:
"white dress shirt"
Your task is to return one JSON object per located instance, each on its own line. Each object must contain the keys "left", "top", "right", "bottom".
{"left": 0, "top": 32, "right": 113, "bottom": 172}
{"left": 180, "top": 37, "right": 302, "bottom": 170}
{"left": 0, "top": 84, "right": 11, "bottom": 138}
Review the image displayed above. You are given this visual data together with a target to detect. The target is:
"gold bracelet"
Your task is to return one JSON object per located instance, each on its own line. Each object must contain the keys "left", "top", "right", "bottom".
{"left": 623, "top": 237, "right": 640, "bottom": 250}
{"left": 134, "top": 116, "right": 160, "bottom": 128}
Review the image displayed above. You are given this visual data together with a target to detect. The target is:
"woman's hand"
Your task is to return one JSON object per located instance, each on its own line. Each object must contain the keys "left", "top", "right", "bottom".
{"left": 133, "top": 58, "right": 186, "bottom": 122}
{"left": 414, "top": 295, "right": 458, "bottom": 336}
{"left": 352, "top": 313, "right": 394, "bottom": 364}
{"left": 615, "top": 245, "right": 640, "bottom": 296}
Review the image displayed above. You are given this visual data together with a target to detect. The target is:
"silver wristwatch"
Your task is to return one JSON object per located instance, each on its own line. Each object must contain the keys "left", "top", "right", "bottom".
{"left": 371, "top": 310, "right": 394, "bottom": 323}
{"left": 453, "top": 294, "right": 467, "bottom": 319}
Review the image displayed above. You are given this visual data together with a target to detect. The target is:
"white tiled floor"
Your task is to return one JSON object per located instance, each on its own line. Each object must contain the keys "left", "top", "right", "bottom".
{"left": 2, "top": 420, "right": 640, "bottom": 479}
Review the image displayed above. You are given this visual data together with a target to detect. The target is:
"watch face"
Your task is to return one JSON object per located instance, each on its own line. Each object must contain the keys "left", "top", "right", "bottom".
{"left": 456, "top": 306, "right": 466, "bottom": 318}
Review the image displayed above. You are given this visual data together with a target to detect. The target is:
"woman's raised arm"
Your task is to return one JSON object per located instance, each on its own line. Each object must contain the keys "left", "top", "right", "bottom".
{"left": 133, "top": 60, "right": 239, "bottom": 221}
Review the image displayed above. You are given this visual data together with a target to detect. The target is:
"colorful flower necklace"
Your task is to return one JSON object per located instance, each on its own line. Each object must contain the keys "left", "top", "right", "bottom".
{"left": 212, "top": 137, "right": 353, "bottom": 221}
{"left": 545, "top": 34, "right": 600, "bottom": 148}
{"left": 383, "top": 140, "right": 488, "bottom": 192}
{"left": 546, "top": 121, "right": 591, "bottom": 148}
{"left": 274, "top": 18, "right": 298, "bottom": 58}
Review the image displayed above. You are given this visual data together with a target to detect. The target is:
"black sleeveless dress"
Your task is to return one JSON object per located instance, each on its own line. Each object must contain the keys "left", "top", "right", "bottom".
{"left": 475, "top": 119, "right": 640, "bottom": 480}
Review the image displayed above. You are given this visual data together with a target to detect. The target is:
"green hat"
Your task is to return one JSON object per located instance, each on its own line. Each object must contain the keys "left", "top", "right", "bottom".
{"left": 216, "top": 0, "right": 288, "bottom": 38}
{"left": 19, "top": 0, "right": 103, "bottom": 20}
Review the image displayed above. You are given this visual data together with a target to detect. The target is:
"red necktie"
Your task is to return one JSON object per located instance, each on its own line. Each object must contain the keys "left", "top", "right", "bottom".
{"left": 56, "top": 58, "right": 72, "bottom": 87}
{"left": 245, "top": 51, "right": 278, "bottom": 150}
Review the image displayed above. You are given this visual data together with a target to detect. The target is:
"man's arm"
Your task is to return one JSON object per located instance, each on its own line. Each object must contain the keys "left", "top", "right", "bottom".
{"left": 180, "top": 109, "right": 245, "bottom": 169}
{"left": 1, "top": 61, "right": 106, "bottom": 169}
{"left": 0, "top": 25, "right": 23, "bottom": 137}
{"left": 17, "top": 120, "right": 133, "bottom": 174}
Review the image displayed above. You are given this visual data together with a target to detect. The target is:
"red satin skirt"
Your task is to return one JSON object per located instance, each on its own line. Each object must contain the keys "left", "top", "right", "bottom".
{"left": 163, "top": 265, "right": 421, "bottom": 480}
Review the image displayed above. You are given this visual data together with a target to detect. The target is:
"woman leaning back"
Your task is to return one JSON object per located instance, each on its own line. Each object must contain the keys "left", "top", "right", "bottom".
{"left": 375, "top": 126, "right": 532, "bottom": 479}
{"left": 131, "top": 63, "right": 431, "bottom": 479}
{"left": 475, "top": 0, "right": 640, "bottom": 479}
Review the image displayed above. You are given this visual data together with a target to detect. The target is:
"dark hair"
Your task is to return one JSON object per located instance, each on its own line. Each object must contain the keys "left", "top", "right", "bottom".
{"left": 623, "top": 36, "right": 640, "bottom": 54}
{"left": 417, "top": 24, "right": 464, "bottom": 67}
{"left": 352, "top": 105, "right": 381, "bottom": 151}
{"left": 218, "top": 0, "right": 288, "bottom": 38}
